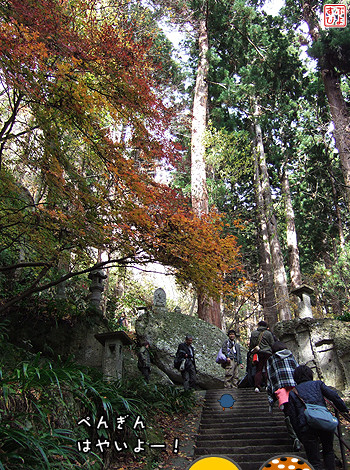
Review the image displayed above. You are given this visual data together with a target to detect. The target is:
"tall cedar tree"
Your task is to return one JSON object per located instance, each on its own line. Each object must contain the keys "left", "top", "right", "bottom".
{"left": 282, "top": 0, "right": 350, "bottom": 209}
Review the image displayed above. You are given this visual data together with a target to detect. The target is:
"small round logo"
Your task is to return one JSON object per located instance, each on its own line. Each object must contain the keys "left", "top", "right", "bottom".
{"left": 259, "top": 455, "right": 315, "bottom": 470}
{"left": 218, "top": 393, "right": 235, "bottom": 410}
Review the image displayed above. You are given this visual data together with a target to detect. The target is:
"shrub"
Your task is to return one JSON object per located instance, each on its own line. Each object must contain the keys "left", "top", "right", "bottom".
{"left": 0, "top": 324, "right": 196, "bottom": 469}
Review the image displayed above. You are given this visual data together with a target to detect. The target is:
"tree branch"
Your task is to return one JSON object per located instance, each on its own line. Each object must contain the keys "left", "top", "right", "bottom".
{"left": 0, "top": 91, "right": 23, "bottom": 170}
{"left": 0, "top": 255, "right": 139, "bottom": 314}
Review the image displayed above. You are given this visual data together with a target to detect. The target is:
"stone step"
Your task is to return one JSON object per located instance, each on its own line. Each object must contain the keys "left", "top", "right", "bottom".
{"left": 195, "top": 437, "right": 292, "bottom": 448}
{"left": 202, "top": 411, "right": 272, "bottom": 417}
{"left": 199, "top": 416, "right": 285, "bottom": 426}
{"left": 203, "top": 397, "right": 271, "bottom": 408}
{"left": 193, "top": 388, "right": 307, "bottom": 470}
{"left": 202, "top": 404, "right": 272, "bottom": 411}
{"left": 197, "top": 427, "right": 288, "bottom": 437}
{"left": 195, "top": 441, "right": 293, "bottom": 457}
{"left": 204, "top": 392, "right": 267, "bottom": 397}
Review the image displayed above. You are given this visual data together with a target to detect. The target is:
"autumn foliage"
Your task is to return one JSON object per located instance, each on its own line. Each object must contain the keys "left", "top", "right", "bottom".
{"left": 0, "top": 0, "right": 242, "bottom": 311}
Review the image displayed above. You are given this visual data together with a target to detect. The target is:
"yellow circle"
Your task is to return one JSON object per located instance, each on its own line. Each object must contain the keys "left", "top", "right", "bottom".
{"left": 188, "top": 456, "right": 240, "bottom": 470}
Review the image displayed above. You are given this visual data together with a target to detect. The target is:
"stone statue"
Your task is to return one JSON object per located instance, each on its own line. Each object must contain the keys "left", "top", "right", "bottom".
{"left": 153, "top": 288, "right": 166, "bottom": 307}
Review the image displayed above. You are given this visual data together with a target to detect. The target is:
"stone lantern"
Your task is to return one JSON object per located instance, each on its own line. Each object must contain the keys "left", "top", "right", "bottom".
{"left": 94, "top": 331, "right": 133, "bottom": 381}
{"left": 88, "top": 269, "right": 107, "bottom": 310}
{"left": 291, "top": 285, "right": 314, "bottom": 319}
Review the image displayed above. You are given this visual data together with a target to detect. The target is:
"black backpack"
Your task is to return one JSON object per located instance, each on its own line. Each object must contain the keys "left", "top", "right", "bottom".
{"left": 174, "top": 351, "right": 183, "bottom": 370}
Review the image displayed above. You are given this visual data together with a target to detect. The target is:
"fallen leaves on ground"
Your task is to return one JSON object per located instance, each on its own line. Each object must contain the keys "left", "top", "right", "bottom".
{"left": 110, "top": 395, "right": 204, "bottom": 469}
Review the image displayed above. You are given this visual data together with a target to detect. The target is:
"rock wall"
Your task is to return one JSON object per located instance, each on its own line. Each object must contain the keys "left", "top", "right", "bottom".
{"left": 7, "top": 309, "right": 107, "bottom": 368}
{"left": 135, "top": 307, "right": 246, "bottom": 389}
{"left": 123, "top": 347, "right": 174, "bottom": 386}
{"left": 273, "top": 318, "right": 350, "bottom": 391}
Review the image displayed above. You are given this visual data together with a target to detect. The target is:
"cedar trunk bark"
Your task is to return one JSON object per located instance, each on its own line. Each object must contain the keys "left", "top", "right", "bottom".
{"left": 281, "top": 170, "right": 302, "bottom": 290}
{"left": 330, "top": 171, "right": 345, "bottom": 249}
{"left": 190, "top": 4, "right": 222, "bottom": 329}
{"left": 254, "top": 139, "right": 278, "bottom": 327}
{"left": 253, "top": 107, "right": 291, "bottom": 321}
{"left": 322, "top": 70, "right": 350, "bottom": 208}
{"left": 191, "top": 12, "right": 209, "bottom": 216}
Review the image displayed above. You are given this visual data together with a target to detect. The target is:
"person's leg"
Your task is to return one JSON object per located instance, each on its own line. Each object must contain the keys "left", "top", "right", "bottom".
{"left": 319, "top": 430, "right": 335, "bottom": 470}
{"left": 224, "top": 362, "right": 234, "bottom": 388}
{"left": 182, "top": 370, "right": 190, "bottom": 390}
{"left": 260, "top": 352, "right": 270, "bottom": 389}
{"left": 144, "top": 367, "right": 150, "bottom": 383}
{"left": 139, "top": 367, "right": 149, "bottom": 383}
{"left": 189, "top": 363, "right": 197, "bottom": 389}
{"left": 232, "top": 361, "right": 239, "bottom": 387}
{"left": 300, "top": 431, "right": 322, "bottom": 470}
{"left": 283, "top": 412, "right": 302, "bottom": 452}
{"left": 254, "top": 356, "right": 265, "bottom": 389}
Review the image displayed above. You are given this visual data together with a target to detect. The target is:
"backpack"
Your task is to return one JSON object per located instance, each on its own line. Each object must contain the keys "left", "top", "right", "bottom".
{"left": 174, "top": 346, "right": 186, "bottom": 370}
{"left": 174, "top": 352, "right": 182, "bottom": 370}
{"left": 137, "top": 351, "right": 145, "bottom": 369}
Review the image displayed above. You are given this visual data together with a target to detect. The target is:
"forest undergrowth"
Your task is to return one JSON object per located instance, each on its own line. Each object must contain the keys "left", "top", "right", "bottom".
{"left": 0, "top": 322, "right": 197, "bottom": 470}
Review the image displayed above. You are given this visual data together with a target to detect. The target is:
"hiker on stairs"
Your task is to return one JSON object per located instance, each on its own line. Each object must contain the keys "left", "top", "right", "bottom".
{"left": 249, "top": 320, "right": 274, "bottom": 392}
{"left": 288, "top": 365, "right": 349, "bottom": 470}
{"left": 266, "top": 341, "right": 301, "bottom": 451}
{"left": 221, "top": 330, "right": 244, "bottom": 388}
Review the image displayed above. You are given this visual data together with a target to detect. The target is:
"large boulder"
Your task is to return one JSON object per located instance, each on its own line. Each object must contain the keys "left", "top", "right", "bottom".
{"left": 135, "top": 307, "right": 245, "bottom": 389}
{"left": 123, "top": 346, "right": 174, "bottom": 386}
{"left": 273, "top": 318, "right": 350, "bottom": 391}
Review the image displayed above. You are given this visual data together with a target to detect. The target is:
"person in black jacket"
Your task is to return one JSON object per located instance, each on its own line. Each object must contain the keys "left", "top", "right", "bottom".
{"left": 176, "top": 335, "right": 197, "bottom": 390}
{"left": 249, "top": 320, "right": 275, "bottom": 392}
{"left": 287, "top": 365, "right": 349, "bottom": 470}
{"left": 137, "top": 340, "right": 151, "bottom": 383}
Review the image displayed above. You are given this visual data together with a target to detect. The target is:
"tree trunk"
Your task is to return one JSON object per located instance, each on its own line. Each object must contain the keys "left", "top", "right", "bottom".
{"left": 254, "top": 142, "right": 279, "bottom": 328}
{"left": 321, "top": 239, "right": 342, "bottom": 317}
{"left": 281, "top": 169, "right": 302, "bottom": 289}
{"left": 301, "top": 2, "right": 350, "bottom": 209}
{"left": 197, "top": 293, "right": 222, "bottom": 326}
{"left": 330, "top": 166, "right": 345, "bottom": 249}
{"left": 190, "top": 2, "right": 222, "bottom": 329}
{"left": 191, "top": 8, "right": 209, "bottom": 217}
{"left": 322, "top": 70, "right": 350, "bottom": 208}
{"left": 253, "top": 106, "right": 291, "bottom": 321}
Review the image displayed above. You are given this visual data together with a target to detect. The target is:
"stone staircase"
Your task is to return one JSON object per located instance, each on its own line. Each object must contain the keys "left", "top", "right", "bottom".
{"left": 194, "top": 388, "right": 305, "bottom": 470}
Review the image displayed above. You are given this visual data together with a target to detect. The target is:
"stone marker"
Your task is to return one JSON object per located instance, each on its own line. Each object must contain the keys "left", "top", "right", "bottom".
{"left": 153, "top": 287, "right": 167, "bottom": 314}
{"left": 95, "top": 331, "right": 133, "bottom": 381}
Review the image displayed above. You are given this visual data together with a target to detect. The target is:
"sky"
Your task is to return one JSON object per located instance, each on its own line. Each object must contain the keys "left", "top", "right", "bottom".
{"left": 162, "top": 0, "right": 286, "bottom": 57}
{"left": 263, "top": 0, "right": 285, "bottom": 16}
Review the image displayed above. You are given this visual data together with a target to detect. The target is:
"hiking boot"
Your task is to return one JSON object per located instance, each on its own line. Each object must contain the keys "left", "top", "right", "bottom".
{"left": 293, "top": 438, "right": 302, "bottom": 452}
